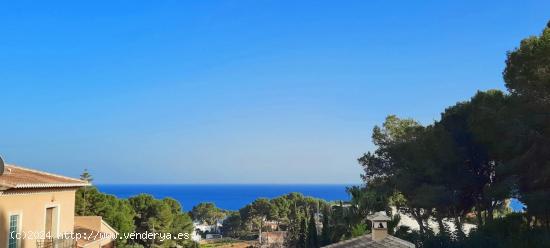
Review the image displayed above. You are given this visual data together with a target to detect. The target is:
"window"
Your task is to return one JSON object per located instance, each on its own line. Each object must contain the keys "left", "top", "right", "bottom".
{"left": 8, "top": 214, "right": 20, "bottom": 248}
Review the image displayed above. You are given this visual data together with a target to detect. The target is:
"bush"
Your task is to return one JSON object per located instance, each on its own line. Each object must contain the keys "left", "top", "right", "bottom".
{"left": 394, "top": 214, "right": 550, "bottom": 248}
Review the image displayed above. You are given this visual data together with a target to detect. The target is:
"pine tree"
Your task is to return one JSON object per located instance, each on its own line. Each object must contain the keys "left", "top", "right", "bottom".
{"left": 307, "top": 212, "right": 320, "bottom": 248}
{"left": 285, "top": 203, "right": 302, "bottom": 247}
{"left": 320, "top": 208, "right": 331, "bottom": 246}
{"left": 80, "top": 169, "right": 93, "bottom": 183}
{"left": 79, "top": 169, "right": 93, "bottom": 215}
{"left": 298, "top": 217, "right": 307, "bottom": 248}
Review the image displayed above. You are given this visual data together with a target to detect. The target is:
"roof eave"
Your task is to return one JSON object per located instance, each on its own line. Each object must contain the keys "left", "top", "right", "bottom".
{"left": 0, "top": 181, "right": 16, "bottom": 191}
{"left": 14, "top": 183, "right": 91, "bottom": 189}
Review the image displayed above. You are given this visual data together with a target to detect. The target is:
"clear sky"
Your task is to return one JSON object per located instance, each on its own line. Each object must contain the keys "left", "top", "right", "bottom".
{"left": 0, "top": 1, "right": 548, "bottom": 184}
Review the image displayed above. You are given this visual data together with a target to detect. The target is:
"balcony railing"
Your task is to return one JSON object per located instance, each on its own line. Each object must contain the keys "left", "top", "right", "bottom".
{"left": 36, "top": 238, "right": 76, "bottom": 248}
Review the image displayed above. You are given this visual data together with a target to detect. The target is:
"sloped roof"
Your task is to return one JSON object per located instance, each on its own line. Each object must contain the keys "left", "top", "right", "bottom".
{"left": 74, "top": 216, "right": 118, "bottom": 248}
{"left": 367, "top": 211, "right": 392, "bottom": 221}
{"left": 322, "top": 234, "right": 415, "bottom": 248}
{"left": 75, "top": 216, "right": 119, "bottom": 235}
{"left": 0, "top": 164, "right": 89, "bottom": 190}
{"left": 73, "top": 226, "right": 110, "bottom": 247}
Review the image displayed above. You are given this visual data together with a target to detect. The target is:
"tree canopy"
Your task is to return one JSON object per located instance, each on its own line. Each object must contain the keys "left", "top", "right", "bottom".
{"left": 190, "top": 202, "right": 225, "bottom": 225}
{"left": 354, "top": 21, "right": 550, "bottom": 247}
{"left": 76, "top": 179, "right": 195, "bottom": 247}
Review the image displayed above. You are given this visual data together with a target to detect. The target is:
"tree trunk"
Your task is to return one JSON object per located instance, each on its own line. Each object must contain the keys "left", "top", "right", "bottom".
{"left": 487, "top": 206, "right": 494, "bottom": 223}
{"left": 436, "top": 216, "right": 447, "bottom": 236}
{"left": 476, "top": 208, "right": 483, "bottom": 227}
{"left": 410, "top": 209, "right": 426, "bottom": 234}
{"left": 454, "top": 216, "right": 465, "bottom": 239}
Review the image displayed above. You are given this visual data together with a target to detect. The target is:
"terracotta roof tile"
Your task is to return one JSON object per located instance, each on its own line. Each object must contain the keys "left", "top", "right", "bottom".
{"left": 0, "top": 164, "right": 89, "bottom": 189}
{"left": 73, "top": 226, "right": 110, "bottom": 247}
{"left": 74, "top": 216, "right": 103, "bottom": 231}
{"left": 322, "top": 234, "right": 415, "bottom": 248}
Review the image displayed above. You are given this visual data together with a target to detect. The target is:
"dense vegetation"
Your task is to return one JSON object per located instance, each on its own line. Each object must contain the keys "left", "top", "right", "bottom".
{"left": 75, "top": 180, "right": 330, "bottom": 247}
{"left": 220, "top": 192, "right": 395, "bottom": 247}
{"left": 75, "top": 172, "right": 196, "bottom": 248}
{"left": 350, "top": 21, "right": 550, "bottom": 247}
{"left": 221, "top": 192, "right": 330, "bottom": 247}
{"left": 191, "top": 202, "right": 226, "bottom": 226}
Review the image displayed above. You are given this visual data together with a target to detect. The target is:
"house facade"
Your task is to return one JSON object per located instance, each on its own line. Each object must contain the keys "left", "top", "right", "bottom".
{"left": 0, "top": 164, "right": 114, "bottom": 248}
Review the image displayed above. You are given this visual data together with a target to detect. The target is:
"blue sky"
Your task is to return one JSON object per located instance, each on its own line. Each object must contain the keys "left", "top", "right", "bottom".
{"left": 0, "top": 1, "right": 548, "bottom": 184}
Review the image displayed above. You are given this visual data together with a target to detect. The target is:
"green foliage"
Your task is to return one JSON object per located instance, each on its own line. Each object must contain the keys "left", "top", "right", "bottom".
{"left": 143, "top": 195, "right": 194, "bottom": 247}
{"left": 80, "top": 169, "right": 93, "bottom": 183}
{"left": 355, "top": 20, "right": 550, "bottom": 248}
{"left": 75, "top": 187, "right": 135, "bottom": 234}
{"left": 191, "top": 202, "right": 225, "bottom": 225}
{"left": 128, "top": 194, "right": 195, "bottom": 247}
{"left": 503, "top": 22, "right": 550, "bottom": 227}
{"left": 284, "top": 203, "right": 305, "bottom": 247}
{"left": 328, "top": 202, "right": 354, "bottom": 242}
{"left": 320, "top": 208, "right": 331, "bottom": 246}
{"left": 298, "top": 218, "right": 307, "bottom": 248}
{"left": 394, "top": 214, "right": 550, "bottom": 248}
{"left": 307, "top": 213, "right": 320, "bottom": 248}
{"left": 350, "top": 223, "right": 367, "bottom": 238}
{"left": 504, "top": 21, "right": 550, "bottom": 101}
{"left": 463, "top": 213, "right": 550, "bottom": 248}
{"left": 76, "top": 179, "right": 195, "bottom": 247}
{"left": 358, "top": 89, "right": 522, "bottom": 234}
{"left": 221, "top": 212, "right": 243, "bottom": 238}
{"left": 234, "top": 192, "right": 329, "bottom": 243}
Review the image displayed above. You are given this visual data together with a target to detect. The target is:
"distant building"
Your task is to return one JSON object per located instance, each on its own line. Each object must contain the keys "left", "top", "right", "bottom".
{"left": 330, "top": 202, "right": 353, "bottom": 208}
{"left": 260, "top": 231, "right": 286, "bottom": 248}
{"left": 194, "top": 221, "right": 222, "bottom": 233}
{"left": 323, "top": 211, "right": 415, "bottom": 248}
{"left": 264, "top": 220, "right": 279, "bottom": 231}
{"left": 193, "top": 221, "right": 223, "bottom": 241}
{"left": 205, "top": 233, "right": 223, "bottom": 240}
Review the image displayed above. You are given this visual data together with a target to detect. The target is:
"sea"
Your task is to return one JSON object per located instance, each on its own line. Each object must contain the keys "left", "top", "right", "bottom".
{"left": 97, "top": 184, "right": 353, "bottom": 211}
{"left": 97, "top": 184, "right": 525, "bottom": 212}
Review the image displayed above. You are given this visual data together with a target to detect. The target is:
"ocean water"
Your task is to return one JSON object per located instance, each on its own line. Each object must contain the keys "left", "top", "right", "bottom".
{"left": 510, "top": 199, "right": 525, "bottom": 212}
{"left": 97, "top": 184, "right": 525, "bottom": 212}
{"left": 97, "top": 184, "right": 353, "bottom": 211}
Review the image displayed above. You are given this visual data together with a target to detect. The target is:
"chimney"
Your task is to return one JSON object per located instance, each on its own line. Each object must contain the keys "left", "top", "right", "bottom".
{"left": 367, "top": 211, "right": 391, "bottom": 241}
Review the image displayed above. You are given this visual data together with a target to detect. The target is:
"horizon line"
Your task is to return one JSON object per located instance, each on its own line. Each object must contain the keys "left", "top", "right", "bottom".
{"left": 93, "top": 183, "right": 361, "bottom": 186}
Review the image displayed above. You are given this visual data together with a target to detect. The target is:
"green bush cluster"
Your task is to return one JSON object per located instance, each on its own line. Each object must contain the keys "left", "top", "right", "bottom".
{"left": 76, "top": 187, "right": 196, "bottom": 248}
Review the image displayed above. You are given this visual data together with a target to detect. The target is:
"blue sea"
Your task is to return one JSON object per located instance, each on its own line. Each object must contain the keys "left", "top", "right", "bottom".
{"left": 97, "top": 184, "right": 525, "bottom": 212}
{"left": 97, "top": 184, "right": 353, "bottom": 211}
